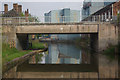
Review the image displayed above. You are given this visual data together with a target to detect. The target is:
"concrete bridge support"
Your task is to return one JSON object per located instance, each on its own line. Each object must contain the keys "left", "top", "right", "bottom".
{"left": 90, "top": 23, "right": 118, "bottom": 52}
{"left": 98, "top": 23, "right": 118, "bottom": 51}
{"left": 2, "top": 25, "right": 29, "bottom": 50}
{"left": 2, "top": 25, "right": 17, "bottom": 47}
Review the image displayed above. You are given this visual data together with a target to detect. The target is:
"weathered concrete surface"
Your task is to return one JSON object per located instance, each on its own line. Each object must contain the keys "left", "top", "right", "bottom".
{"left": 16, "top": 72, "right": 98, "bottom": 78}
{"left": 16, "top": 24, "right": 98, "bottom": 34}
{"left": 2, "top": 25, "right": 29, "bottom": 50}
{"left": 98, "top": 54, "right": 118, "bottom": 78}
{"left": 2, "top": 22, "right": 118, "bottom": 51}
{"left": 2, "top": 25, "right": 17, "bottom": 47}
{"left": 98, "top": 23, "right": 118, "bottom": 51}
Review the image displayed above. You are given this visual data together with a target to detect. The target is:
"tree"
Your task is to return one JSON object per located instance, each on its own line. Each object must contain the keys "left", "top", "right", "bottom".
{"left": 28, "top": 14, "right": 39, "bottom": 22}
{"left": 20, "top": 12, "right": 25, "bottom": 17}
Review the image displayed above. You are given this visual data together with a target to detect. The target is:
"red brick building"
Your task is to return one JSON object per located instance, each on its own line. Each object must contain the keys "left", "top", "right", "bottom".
{"left": 2, "top": 3, "right": 29, "bottom": 24}
{"left": 82, "top": 1, "right": 120, "bottom": 22}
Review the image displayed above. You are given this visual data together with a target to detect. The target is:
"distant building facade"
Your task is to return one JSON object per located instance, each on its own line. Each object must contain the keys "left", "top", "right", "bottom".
{"left": 45, "top": 8, "right": 80, "bottom": 23}
{"left": 44, "top": 10, "right": 61, "bottom": 23}
{"left": 82, "top": 0, "right": 120, "bottom": 22}
{"left": 44, "top": 8, "right": 80, "bottom": 41}
{"left": 82, "top": 0, "right": 117, "bottom": 20}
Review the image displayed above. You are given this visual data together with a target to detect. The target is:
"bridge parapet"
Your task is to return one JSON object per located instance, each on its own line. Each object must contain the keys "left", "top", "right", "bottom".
{"left": 16, "top": 24, "right": 98, "bottom": 34}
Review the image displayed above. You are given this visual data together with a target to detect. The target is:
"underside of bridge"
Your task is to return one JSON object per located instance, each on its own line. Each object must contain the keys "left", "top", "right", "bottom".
{"left": 16, "top": 34, "right": 29, "bottom": 50}
{"left": 90, "top": 34, "right": 98, "bottom": 53}
{"left": 16, "top": 33, "right": 99, "bottom": 52}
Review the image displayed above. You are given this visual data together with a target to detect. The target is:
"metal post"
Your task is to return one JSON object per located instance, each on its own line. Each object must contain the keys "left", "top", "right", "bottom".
{"left": 102, "top": 14, "right": 103, "bottom": 22}
{"left": 99, "top": 15, "right": 100, "bottom": 22}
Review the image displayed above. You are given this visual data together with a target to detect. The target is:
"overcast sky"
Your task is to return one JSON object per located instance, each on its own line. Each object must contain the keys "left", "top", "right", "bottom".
{"left": 1, "top": 0, "right": 118, "bottom": 21}
{"left": 1, "top": 2, "right": 84, "bottom": 21}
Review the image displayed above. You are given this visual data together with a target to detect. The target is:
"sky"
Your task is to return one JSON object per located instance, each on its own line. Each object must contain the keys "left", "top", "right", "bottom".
{"left": 0, "top": 0, "right": 84, "bottom": 2}
{"left": 1, "top": 2, "right": 84, "bottom": 21}
{"left": 1, "top": 0, "right": 118, "bottom": 21}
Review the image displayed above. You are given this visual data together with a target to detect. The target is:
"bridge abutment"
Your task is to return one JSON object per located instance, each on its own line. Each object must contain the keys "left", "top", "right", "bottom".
{"left": 2, "top": 25, "right": 29, "bottom": 50}
{"left": 2, "top": 25, "right": 17, "bottom": 48}
{"left": 98, "top": 23, "right": 118, "bottom": 51}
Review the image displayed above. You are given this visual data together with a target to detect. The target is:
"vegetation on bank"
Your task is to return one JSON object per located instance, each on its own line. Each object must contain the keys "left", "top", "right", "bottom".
{"left": 28, "top": 14, "right": 39, "bottom": 22}
{"left": 2, "top": 40, "right": 47, "bottom": 73}
{"left": 2, "top": 43, "right": 31, "bottom": 64}
{"left": 103, "top": 45, "right": 118, "bottom": 61}
{"left": 29, "top": 39, "right": 46, "bottom": 49}
{"left": 2, "top": 38, "right": 47, "bottom": 64}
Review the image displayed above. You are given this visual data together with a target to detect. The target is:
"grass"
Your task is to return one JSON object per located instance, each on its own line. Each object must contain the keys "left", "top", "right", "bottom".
{"left": 29, "top": 39, "right": 46, "bottom": 49}
{"left": 2, "top": 39, "right": 47, "bottom": 64}
{"left": 2, "top": 43, "right": 31, "bottom": 64}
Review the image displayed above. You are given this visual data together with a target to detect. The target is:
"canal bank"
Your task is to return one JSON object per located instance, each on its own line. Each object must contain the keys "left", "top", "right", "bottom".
{"left": 2, "top": 40, "right": 48, "bottom": 74}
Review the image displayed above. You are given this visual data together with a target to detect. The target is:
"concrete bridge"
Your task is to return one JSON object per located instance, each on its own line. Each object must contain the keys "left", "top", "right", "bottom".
{"left": 2, "top": 22, "right": 118, "bottom": 51}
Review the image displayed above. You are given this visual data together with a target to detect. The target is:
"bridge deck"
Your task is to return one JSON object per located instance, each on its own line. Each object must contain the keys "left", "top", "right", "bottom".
{"left": 16, "top": 23, "right": 98, "bottom": 34}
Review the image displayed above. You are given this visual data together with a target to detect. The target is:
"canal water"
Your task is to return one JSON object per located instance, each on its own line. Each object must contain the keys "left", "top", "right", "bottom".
{"left": 29, "top": 43, "right": 90, "bottom": 64}
{"left": 3, "top": 42, "right": 119, "bottom": 79}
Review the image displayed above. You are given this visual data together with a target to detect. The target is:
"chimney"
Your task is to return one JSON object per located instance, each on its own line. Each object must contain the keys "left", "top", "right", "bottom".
{"left": 4, "top": 4, "right": 8, "bottom": 13}
{"left": 13, "top": 3, "right": 18, "bottom": 13}
{"left": 18, "top": 5, "right": 22, "bottom": 13}
{"left": 25, "top": 9, "right": 29, "bottom": 22}
{"left": 27, "top": 9, "right": 29, "bottom": 15}
{"left": 25, "top": 10, "right": 27, "bottom": 16}
{"left": 25, "top": 9, "right": 29, "bottom": 16}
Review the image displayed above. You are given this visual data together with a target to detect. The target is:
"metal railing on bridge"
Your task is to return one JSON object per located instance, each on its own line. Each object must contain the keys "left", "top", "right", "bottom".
{"left": 0, "top": 15, "right": 119, "bottom": 25}
{"left": 82, "top": 15, "right": 120, "bottom": 23}
{"left": 0, "top": 16, "right": 81, "bottom": 25}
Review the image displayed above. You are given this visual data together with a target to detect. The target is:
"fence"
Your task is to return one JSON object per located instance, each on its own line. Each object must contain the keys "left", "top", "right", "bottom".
{"left": 82, "top": 15, "right": 119, "bottom": 22}
{"left": 0, "top": 16, "right": 81, "bottom": 25}
{"left": 0, "top": 15, "right": 120, "bottom": 25}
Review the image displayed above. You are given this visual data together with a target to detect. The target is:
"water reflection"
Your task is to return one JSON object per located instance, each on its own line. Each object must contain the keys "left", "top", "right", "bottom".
{"left": 29, "top": 43, "right": 90, "bottom": 64}
{"left": 2, "top": 42, "right": 118, "bottom": 79}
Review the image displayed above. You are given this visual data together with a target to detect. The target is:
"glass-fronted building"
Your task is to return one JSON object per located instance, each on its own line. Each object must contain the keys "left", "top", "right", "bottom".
{"left": 82, "top": 0, "right": 115, "bottom": 20}
{"left": 44, "top": 8, "right": 80, "bottom": 41}
{"left": 44, "top": 8, "right": 80, "bottom": 23}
